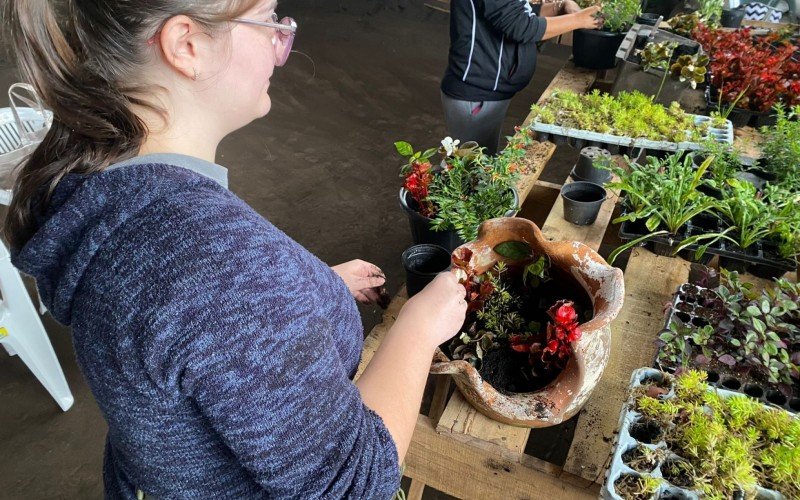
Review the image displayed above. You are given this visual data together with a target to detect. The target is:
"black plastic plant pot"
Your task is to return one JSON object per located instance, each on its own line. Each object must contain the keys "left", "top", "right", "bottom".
{"left": 561, "top": 181, "right": 607, "bottom": 226}
{"left": 636, "top": 13, "right": 662, "bottom": 25}
{"left": 641, "top": 0, "right": 681, "bottom": 19}
{"left": 399, "top": 188, "right": 465, "bottom": 252}
{"left": 721, "top": 8, "right": 745, "bottom": 28}
{"left": 573, "top": 146, "right": 612, "bottom": 184}
{"left": 572, "top": 29, "right": 626, "bottom": 70}
{"left": 718, "top": 255, "right": 749, "bottom": 273}
{"left": 402, "top": 244, "right": 452, "bottom": 297}
{"left": 748, "top": 262, "right": 792, "bottom": 280}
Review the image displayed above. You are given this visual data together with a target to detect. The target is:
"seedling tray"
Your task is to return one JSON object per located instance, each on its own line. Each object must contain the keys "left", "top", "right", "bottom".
{"left": 530, "top": 114, "right": 733, "bottom": 154}
{"left": 656, "top": 283, "right": 800, "bottom": 413}
{"left": 602, "top": 368, "right": 795, "bottom": 499}
{"left": 617, "top": 215, "right": 797, "bottom": 277}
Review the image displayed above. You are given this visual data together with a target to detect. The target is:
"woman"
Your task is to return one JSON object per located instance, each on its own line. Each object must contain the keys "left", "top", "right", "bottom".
{"left": 5, "top": 1, "right": 467, "bottom": 498}
{"left": 441, "top": 0, "right": 603, "bottom": 154}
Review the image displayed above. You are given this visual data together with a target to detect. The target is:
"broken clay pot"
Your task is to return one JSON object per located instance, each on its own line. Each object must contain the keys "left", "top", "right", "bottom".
{"left": 430, "top": 218, "right": 625, "bottom": 427}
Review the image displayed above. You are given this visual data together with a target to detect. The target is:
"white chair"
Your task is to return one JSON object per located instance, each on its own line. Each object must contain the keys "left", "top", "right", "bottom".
{"left": 0, "top": 242, "right": 73, "bottom": 411}
{"left": 0, "top": 83, "right": 72, "bottom": 411}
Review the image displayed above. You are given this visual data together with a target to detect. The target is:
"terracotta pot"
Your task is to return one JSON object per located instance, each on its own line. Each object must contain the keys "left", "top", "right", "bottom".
{"left": 430, "top": 218, "right": 625, "bottom": 427}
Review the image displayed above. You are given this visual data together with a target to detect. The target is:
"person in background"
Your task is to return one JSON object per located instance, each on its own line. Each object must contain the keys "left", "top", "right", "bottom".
{"left": 4, "top": 0, "right": 467, "bottom": 497}
{"left": 441, "top": 0, "right": 603, "bottom": 154}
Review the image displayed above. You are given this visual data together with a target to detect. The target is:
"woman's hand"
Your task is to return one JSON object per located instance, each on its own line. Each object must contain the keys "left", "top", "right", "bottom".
{"left": 331, "top": 260, "right": 390, "bottom": 308}
{"left": 395, "top": 272, "right": 467, "bottom": 347}
{"left": 576, "top": 5, "right": 604, "bottom": 29}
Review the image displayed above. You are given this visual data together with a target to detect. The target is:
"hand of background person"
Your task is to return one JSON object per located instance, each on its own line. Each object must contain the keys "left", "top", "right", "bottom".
{"left": 577, "top": 5, "right": 604, "bottom": 29}
{"left": 394, "top": 272, "right": 467, "bottom": 347}
{"left": 332, "top": 260, "right": 391, "bottom": 308}
{"left": 562, "top": 0, "right": 583, "bottom": 14}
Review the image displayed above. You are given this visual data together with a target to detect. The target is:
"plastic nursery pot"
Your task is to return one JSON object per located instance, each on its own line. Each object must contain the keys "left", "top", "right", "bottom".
{"left": 560, "top": 181, "right": 607, "bottom": 226}
{"left": 721, "top": 8, "right": 745, "bottom": 27}
{"left": 430, "top": 218, "right": 625, "bottom": 427}
{"left": 401, "top": 244, "right": 451, "bottom": 298}
{"left": 641, "top": 0, "right": 681, "bottom": 19}
{"left": 636, "top": 13, "right": 662, "bottom": 25}
{"left": 572, "top": 29, "right": 626, "bottom": 70}
{"left": 398, "top": 188, "right": 519, "bottom": 253}
{"left": 399, "top": 188, "right": 464, "bottom": 252}
{"left": 572, "top": 146, "right": 612, "bottom": 184}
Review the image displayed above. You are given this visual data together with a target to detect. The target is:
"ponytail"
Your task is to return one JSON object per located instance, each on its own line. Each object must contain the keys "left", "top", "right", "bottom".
{"left": 2, "top": 0, "right": 259, "bottom": 249}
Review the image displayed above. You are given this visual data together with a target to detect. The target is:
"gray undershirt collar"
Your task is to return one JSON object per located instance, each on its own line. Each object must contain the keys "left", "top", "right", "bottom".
{"left": 105, "top": 153, "right": 228, "bottom": 189}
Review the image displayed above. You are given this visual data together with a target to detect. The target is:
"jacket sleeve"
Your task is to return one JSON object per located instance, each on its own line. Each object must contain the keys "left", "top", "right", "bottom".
{"left": 480, "top": 0, "right": 548, "bottom": 43}
{"left": 158, "top": 189, "right": 401, "bottom": 498}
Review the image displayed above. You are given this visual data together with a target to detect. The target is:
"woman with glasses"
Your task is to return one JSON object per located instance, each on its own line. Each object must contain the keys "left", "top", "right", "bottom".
{"left": 5, "top": 0, "right": 467, "bottom": 498}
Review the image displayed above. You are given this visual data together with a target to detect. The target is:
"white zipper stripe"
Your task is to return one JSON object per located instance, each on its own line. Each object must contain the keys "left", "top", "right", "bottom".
{"left": 462, "top": 0, "right": 477, "bottom": 82}
{"left": 493, "top": 37, "right": 504, "bottom": 91}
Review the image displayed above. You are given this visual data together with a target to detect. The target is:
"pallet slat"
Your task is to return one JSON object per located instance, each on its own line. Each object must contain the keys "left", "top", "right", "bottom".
{"left": 562, "top": 248, "right": 691, "bottom": 482}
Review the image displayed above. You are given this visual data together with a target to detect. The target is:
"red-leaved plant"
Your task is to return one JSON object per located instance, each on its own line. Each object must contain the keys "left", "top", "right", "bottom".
{"left": 509, "top": 300, "right": 582, "bottom": 371}
{"left": 452, "top": 248, "right": 495, "bottom": 312}
{"left": 693, "top": 25, "right": 800, "bottom": 112}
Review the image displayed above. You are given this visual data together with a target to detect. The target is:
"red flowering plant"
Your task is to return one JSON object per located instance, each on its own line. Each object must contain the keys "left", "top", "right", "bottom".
{"left": 693, "top": 24, "right": 800, "bottom": 112}
{"left": 448, "top": 243, "right": 586, "bottom": 390}
{"left": 509, "top": 300, "right": 583, "bottom": 372}
{"left": 396, "top": 140, "right": 437, "bottom": 217}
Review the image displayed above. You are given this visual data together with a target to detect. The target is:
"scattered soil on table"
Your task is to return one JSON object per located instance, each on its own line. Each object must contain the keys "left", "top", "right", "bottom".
{"left": 622, "top": 444, "right": 661, "bottom": 473}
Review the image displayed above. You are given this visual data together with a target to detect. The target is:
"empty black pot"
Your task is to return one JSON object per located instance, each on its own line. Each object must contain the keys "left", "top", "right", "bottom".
{"left": 402, "top": 244, "right": 452, "bottom": 297}
{"left": 721, "top": 8, "right": 745, "bottom": 28}
{"left": 572, "top": 29, "right": 626, "bottom": 70}
{"left": 636, "top": 13, "right": 662, "bottom": 25}
{"left": 561, "top": 181, "right": 607, "bottom": 226}
{"left": 572, "top": 146, "right": 612, "bottom": 184}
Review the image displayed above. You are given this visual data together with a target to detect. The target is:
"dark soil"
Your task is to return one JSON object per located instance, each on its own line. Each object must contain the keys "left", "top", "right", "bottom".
{"left": 661, "top": 459, "right": 695, "bottom": 489}
{"left": 630, "top": 418, "right": 664, "bottom": 444}
{"left": 622, "top": 444, "right": 660, "bottom": 473}
{"left": 480, "top": 346, "right": 544, "bottom": 394}
{"left": 455, "top": 263, "right": 593, "bottom": 394}
{"left": 615, "top": 474, "right": 657, "bottom": 500}
{"left": 675, "top": 302, "right": 694, "bottom": 314}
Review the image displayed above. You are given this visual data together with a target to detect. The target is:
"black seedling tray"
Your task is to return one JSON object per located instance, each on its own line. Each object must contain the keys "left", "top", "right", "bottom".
{"left": 617, "top": 214, "right": 797, "bottom": 277}
{"left": 655, "top": 283, "right": 800, "bottom": 413}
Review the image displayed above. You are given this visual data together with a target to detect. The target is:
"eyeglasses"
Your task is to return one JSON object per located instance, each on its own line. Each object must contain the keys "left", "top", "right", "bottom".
{"left": 232, "top": 13, "right": 297, "bottom": 67}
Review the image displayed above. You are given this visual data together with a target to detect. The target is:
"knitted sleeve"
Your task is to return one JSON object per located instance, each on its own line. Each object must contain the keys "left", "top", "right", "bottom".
{"left": 155, "top": 189, "right": 401, "bottom": 498}
{"left": 480, "top": 0, "right": 548, "bottom": 43}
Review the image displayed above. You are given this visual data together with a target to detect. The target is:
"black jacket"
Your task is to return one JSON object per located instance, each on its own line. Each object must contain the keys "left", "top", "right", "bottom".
{"left": 441, "top": 0, "right": 548, "bottom": 101}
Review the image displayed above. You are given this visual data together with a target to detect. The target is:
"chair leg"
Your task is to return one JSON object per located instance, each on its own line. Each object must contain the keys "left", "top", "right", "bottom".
{"left": 0, "top": 244, "right": 73, "bottom": 412}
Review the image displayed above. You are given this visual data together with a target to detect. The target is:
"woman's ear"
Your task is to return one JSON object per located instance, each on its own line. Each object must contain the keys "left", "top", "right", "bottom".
{"left": 157, "top": 15, "right": 211, "bottom": 81}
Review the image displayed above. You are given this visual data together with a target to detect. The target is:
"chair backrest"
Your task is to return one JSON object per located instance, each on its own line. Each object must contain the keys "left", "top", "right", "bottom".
{"left": 0, "top": 83, "right": 53, "bottom": 199}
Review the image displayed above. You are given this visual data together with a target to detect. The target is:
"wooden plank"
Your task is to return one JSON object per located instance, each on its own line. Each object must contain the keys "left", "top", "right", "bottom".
{"left": 406, "top": 414, "right": 600, "bottom": 500}
{"left": 563, "top": 248, "right": 691, "bottom": 482}
{"left": 407, "top": 479, "right": 425, "bottom": 500}
{"left": 539, "top": 173, "right": 620, "bottom": 250}
{"left": 437, "top": 391, "right": 531, "bottom": 454}
{"left": 428, "top": 375, "right": 453, "bottom": 424}
{"left": 734, "top": 126, "right": 763, "bottom": 159}
{"left": 534, "top": 179, "right": 564, "bottom": 190}
{"left": 515, "top": 141, "right": 556, "bottom": 205}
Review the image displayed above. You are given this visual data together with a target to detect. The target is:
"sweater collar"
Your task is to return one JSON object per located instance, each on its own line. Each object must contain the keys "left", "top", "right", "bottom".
{"left": 106, "top": 153, "right": 228, "bottom": 189}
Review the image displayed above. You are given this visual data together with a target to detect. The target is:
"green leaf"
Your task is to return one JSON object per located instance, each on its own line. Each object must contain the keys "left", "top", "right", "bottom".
{"left": 394, "top": 141, "right": 414, "bottom": 157}
{"left": 752, "top": 318, "right": 766, "bottom": 334}
{"left": 645, "top": 215, "right": 661, "bottom": 232}
{"left": 660, "top": 332, "right": 675, "bottom": 343}
{"left": 730, "top": 338, "right": 741, "bottom": 347}
{"left": 746, "top": 305, "right": 761, "bottom": 317}
{"left": 493, "top": 241, "right": 532, "bottom": 260}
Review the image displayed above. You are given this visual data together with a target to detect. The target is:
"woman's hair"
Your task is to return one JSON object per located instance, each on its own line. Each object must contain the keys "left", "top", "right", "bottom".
{"left": 3, "top": 0, "right": 260, "bottom": 249}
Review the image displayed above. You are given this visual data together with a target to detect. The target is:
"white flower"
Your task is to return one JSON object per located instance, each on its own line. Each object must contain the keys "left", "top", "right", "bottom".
{"left": 441, "top": 137, "right": 461, "bottom": 157}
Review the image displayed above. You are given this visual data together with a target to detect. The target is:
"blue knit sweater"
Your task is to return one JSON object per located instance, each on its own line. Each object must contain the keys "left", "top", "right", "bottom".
{"left": 12, "top": 155, "right": 400, "bottom": 499}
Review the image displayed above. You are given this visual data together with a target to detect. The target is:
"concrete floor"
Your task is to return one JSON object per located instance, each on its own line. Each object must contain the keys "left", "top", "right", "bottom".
{"left": 0, "top": 2, "right": 577, "bottom": 498}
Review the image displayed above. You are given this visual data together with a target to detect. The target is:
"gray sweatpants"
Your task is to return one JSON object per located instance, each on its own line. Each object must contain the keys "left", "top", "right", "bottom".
{"left": 441, "top": 91, "right": 512, "bottom": 155}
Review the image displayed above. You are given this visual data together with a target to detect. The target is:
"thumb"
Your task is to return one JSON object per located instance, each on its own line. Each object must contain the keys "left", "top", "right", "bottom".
{"left": 354, "top": 275, "right": 386, "bottom": 289}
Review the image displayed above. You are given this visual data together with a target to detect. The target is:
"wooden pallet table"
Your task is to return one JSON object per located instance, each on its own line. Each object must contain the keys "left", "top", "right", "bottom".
{"left": 359, "top": 61, "right": 793, "bottom": 499}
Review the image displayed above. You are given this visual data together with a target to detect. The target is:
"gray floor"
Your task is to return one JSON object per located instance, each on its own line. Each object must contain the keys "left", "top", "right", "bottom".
{"left": 0, "top": 2, "right": 575, "bottom": 498}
